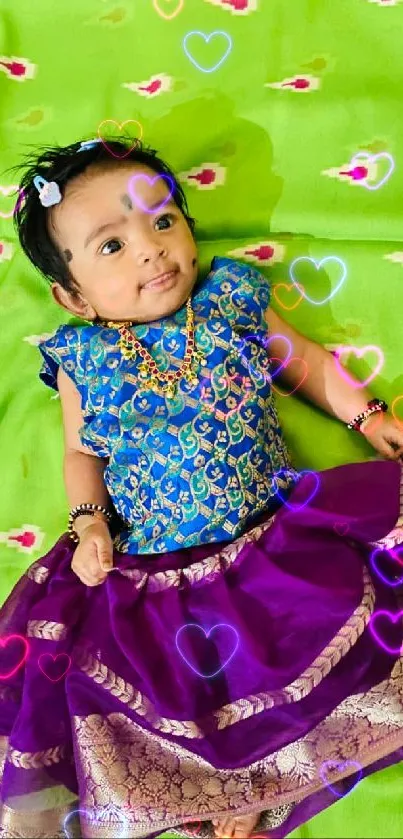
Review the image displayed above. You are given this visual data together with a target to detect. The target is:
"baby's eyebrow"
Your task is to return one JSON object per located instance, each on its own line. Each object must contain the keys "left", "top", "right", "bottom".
{"left": 84, "top": 215, "right": 128, "bottom": 249}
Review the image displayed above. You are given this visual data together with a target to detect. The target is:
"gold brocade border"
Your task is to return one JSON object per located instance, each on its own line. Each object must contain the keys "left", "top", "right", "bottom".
{"left": 71, "top": 564, "right": 375, "bottom": 739}
{"left": 0, "top": 656, "right": 402, "bottom": 838}
{"left": 68, "top": 656, "right": 403, "bottom": 837}
{"left": 26, "top": 564, "right": 50, "bottom": 585}
{"left": 116, "top": 515, "right": 276, "bottom": 591}
{"left": 26, "top": 620, "right": 67, "bottom": 641}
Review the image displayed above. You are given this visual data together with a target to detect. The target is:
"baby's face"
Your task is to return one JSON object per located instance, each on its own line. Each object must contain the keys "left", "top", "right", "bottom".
{"left": 49, "top": 162, "right": 198, "bottom": 323}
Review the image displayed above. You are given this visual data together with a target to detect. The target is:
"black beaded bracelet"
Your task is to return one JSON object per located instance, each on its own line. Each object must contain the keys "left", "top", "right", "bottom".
{"left": 68, "top": 503, "right": 113, "bottom": 544}
{"left": 346, "top": 398, "right": 387, "bottom": 432}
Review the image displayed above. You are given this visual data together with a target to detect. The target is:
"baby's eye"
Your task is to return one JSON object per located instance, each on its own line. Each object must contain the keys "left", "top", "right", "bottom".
{"left": 100, "top": 239, "right": 123, "bottom": 256}
{"left": 154, "top": 213, "right": 174, "bottom": 231}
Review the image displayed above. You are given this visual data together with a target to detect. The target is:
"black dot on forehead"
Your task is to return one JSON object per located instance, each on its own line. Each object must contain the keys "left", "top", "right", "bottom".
{"left": 121, "top": 194, "right": 133, "bottom": 211}
{"left": 63, "top": 248, "right": 73, "bottom": 263}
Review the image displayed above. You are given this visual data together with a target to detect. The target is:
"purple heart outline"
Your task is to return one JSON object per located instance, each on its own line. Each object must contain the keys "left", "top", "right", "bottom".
{"left": 272, "top": 469, "right": 320, "bottom": 512}
{"left": 289, "top": 256, "right": 347, "bottom": 306}
{"left": 369, "top": 610, "right": 403, "bottom": 655}
{"left": 370, "top": 547, "right": 403, "bottom": 588}
{"left": 127, "top": 173, "right": 174, "bottom": 214}
{"left": 319, "top": 759, "right": 363, "bottom": 798}
{"left": 0, "top": 186, "right": 25, "bottom": 220}
{"left": 175, "top": 623, "right": 239, "bottom": 678}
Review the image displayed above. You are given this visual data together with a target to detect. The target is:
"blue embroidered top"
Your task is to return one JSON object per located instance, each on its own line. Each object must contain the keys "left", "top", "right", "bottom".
{"left": 38, "top": 257, "right": 298, "bottom": 554}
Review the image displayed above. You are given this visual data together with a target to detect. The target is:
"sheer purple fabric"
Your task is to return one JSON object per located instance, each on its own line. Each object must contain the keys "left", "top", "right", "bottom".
{"left": 0, "top": 459, "right": 402, "bottom": 838}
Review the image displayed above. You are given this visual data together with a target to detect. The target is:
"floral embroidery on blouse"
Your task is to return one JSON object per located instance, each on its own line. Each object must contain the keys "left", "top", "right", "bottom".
{"left": 38, "top": 257, "right": 298, "bottom": 554}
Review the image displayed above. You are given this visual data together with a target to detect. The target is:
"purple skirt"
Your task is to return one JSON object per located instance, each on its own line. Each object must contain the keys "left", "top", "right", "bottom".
{"left": 0, "top": 460, "right": 403, "bottom": 838}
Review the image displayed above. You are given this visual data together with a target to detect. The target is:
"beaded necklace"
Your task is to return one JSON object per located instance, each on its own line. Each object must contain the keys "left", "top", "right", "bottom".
{"left": 97, "top": 296, "right": 206, "bottom": 399}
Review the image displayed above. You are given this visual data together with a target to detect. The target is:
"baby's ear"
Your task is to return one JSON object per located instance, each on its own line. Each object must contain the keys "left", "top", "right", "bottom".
{"left": 50, "top": 281, "right": 93, "bottom": 320}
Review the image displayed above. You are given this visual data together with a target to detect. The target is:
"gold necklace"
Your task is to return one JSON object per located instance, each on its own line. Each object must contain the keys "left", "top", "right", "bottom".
{"left": 97, "top": 297, "right": 206, "bottom": 399}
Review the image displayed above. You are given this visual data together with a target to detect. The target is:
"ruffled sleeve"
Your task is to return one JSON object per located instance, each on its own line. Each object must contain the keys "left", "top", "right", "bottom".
{"left": 37, "top": 325, "right": 81, "bottom": 392}
{"left": 209, "top": 256, "right": 271, "bottom": 337}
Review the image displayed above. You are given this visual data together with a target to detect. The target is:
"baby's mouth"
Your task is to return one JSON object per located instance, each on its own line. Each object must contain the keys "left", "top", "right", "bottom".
{"left": 142, "top": 269, "right": 179, "bottom": 290}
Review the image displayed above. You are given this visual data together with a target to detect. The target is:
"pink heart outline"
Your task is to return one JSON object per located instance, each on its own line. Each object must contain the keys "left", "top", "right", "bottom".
{"left": 38, "top": 653, "right": 71, "bottom": 683}
{"left": 0, "top": 186, "right": 25, "bottom": 219}
{"left": 370, "top": 547, "right": 403, "bottom": 588}
{"left": 319, "top": 759, "right": 363, "bottom": 798}
{"left": 127, "top": 173, "right": 174, "bottom": 214}
{"left": 333, "top": 345, "right": 384, "bottom": 389}
{"left": 0, "top": 634, "right": 29, "bottom": 679}
{"left": 289, "top": 256, "right": 347, "bottom": 306}
{"left": 350, "top": 152, "right": 395, "bottom": 192}
{"left": 369, "top": 609, "right": 403, "bottom": 655}
{"left": 333, "top": 522, "right": 349, "bottom": 537}
{"left": 175, "top": 623, "right": 239, "bottom": 678}
{"left": 273, "top": 469, "right": 320, "bottom": 512}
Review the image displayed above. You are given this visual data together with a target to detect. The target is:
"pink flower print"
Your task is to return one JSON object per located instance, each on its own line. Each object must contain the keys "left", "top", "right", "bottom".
{"left": 0, "top": 525, "right": 44, "bottom": 554}
{"left": 188, "top": 168, "right": 216, "bottom": 186}
{"left": 138, "top": 79, "right": 162, "bottom": 95}
{"left": 265, "top": 74, "right": 320, "bottom": 93}
{"left": 244, "top": 245, "right": 275, "bottom": 261}
{"left": 0, "top": 56, "right": 36, "bottom": 81}
{"left": 0, "top": 241, "right": 13, "bottom": 262}
{"left": 122, "top": 74, "right": 172, "bottom": 98}
{"left": 339, "top": 165, "right": 369, "bottom": 182}
{"left": 204, "top": 0, "right": 258, "bottom": 13}
{"left": 179, "top": 163, "right": 226, "bottom": 190}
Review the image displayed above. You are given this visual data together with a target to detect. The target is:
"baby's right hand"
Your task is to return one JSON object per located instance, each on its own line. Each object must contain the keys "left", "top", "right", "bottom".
{"left": 71, "top": 520, "right": 114, "bottom": 586}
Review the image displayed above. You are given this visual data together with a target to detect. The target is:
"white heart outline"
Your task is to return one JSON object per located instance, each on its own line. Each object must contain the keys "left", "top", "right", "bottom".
{"left": 183, "top": 30, "right": 232, "bottom": 73}
{"left": 349, "top": 151, "right": 395, "bottom": 192}
{"left": 289, "top": 256, "right": 347, "bottom": 305}
{"left": 63, "top": 805, "right": 130, "bottom": 838}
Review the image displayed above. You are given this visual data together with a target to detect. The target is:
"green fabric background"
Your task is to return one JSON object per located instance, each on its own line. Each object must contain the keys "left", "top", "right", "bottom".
{"left": 0, "top": 0, "right": 402, "bottom": 835}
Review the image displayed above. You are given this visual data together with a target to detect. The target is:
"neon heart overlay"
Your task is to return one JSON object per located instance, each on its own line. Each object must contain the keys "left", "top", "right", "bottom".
{"left": 127, "top": 173, "right": 174, "bottom": 214}
{"left": 391, "top": 395, "right": 403, "bottom": 430}
{"left": 369, "top": 610, "right": 403, "bottom": 655}
{"left": 272, "top": 469, "right": 320, "bottom": 512}
{"left": 38, "top": 653, "right": 71, "bottom": 682}
{"left": 0, "top": 634, "right": 29, "bottom": 679}
{"left": 0, "top": 185, "right": 25, "bottom": 219}
{"left": 175, "top": 623, "right": 239, "bottom": 678}
{"left": 270, "top": 357, "right": 308, "bottom": 396}
{"left": 97, "top": 120, "right": 143, "bottom": 158}
{"left": 289, "top": 256, "right": 347, "bottom": 305}
{"left": 258, "top": 333, "right": 293, "bottom": 379}
{"left": 153, "top": 0, "right": 184, "bottom": 19}
{"left": 370, "top": 547, "right": 403, "bottom": 587}
{"left": 200, "top": 373, "right": 253, "bottom": 418}
{"left": 273, "top": 282, "right": 305, "bottom": 311}
{"left": 349, "top": 151, "right": 395, "bottom": 192}
{"left": 333, "top": 522, "right": 349, "bottom": 536}
{"left": 319, "top": 759, "right": 363, "bottom": 798}
{"left": 182, "top": 821, "right": 202, "bottom": 836}
{"left": 183, "top": 30, "right": 233, "bottom": 74}
{"left": 333, "top": 345, "right": 384, "bottom": 389}
{"left": 63, "top": 807, "right": 129, "bottom": 839}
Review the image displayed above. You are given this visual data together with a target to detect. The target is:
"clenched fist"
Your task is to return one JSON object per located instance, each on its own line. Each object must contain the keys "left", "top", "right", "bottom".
{"left": 71, "top": 520, "right": 114, "bottom": 586}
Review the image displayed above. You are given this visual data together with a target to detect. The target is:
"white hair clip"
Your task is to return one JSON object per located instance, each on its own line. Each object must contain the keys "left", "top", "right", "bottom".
{"left": 77, "top": 138, "right": 103, "bottom": 152}
{"left": 33, "top": 175, "right": 62, "bottom": 208}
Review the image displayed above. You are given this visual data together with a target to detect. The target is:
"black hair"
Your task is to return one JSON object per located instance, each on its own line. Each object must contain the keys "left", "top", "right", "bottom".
{"left": 9, "top": 137, "right": 196, "bottom": 298}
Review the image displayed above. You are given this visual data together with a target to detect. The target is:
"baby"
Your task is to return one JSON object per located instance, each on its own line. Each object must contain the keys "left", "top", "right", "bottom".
{"left": 3, "top": 136, "right": 403, "bottom": 839}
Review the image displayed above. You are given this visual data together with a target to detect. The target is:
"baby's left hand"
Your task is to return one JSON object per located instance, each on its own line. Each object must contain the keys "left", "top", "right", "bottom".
{"left": 362, "top": 413, "right": 403, "bottom": 461}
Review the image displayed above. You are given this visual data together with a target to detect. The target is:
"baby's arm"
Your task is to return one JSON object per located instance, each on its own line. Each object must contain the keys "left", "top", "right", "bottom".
{"left": 264, "top": 306, "right": 376, "bottom": 425}
{"left": 58, "top": 366, "right": 113, "bottom": 538}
